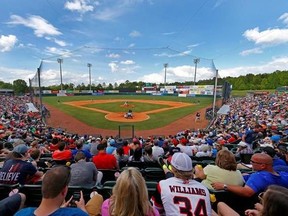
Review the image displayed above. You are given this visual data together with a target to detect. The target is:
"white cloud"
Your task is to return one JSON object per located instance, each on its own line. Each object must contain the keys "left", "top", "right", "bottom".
{"left": 139, "top": 65, "right": 215, "bottom": 84}
{"left": 65, "top": 0, "right": 94, "bottom": 13}
{"left": 162, "top": 32, "right": 176, "bottom": 36}
{"left": 92, "top": 0, "right": 145, "bottom": 21}
{"left": 279, "top": 13, "right": 288, "bottom": 26}
{"left": 108, "top": 62, "right": 119, "bottom": 73}
{"left": 0, "top": 66, "right": 35, "bottom": 84}
{"left": 108, "top": 60, "right": 138, "bottom": 74}
{"left": 106, "top": 53, "right": 120, "bottom": 58}
{"left": 219, "top": 56, "right": 288, "bottom": 78}
{"left": 243, "top": 27, "right": 288, "bottom": 45}
{"left": 128, "top": 43, "right": 135, "bottom": 48}
{"left": 0, "top": 35, "right": 17, "bottom": 52}
{"left": 44, "top": 47, "right": 72, "bottom": 58}
{"left": 7, "top": 15, "right": 61, "bottom": 37}
{"left": 45, "top": 37, "right": 67, "bottom": 47}
{"left": 129, "top": 30, "right": 141, "bottom": 37}
{"left": 187, "top": 43, "right": 200, "bottom": 49}
{"left": 93, "top": 8, "right": 124, "bottom": 21}
{"left": 154, "top": 50, "right": 192, "bottom": 58}
{"left": 240, "top": 47, "right": 263, "bottom": 56}
{"left": 120, "top": 60, "right": 135, "bottom": 65}
{"left": 54, "top": 39, "right": 67, "bottom": 47}
{"left": 141, "top": 73, "right": 164, "bottom": 83}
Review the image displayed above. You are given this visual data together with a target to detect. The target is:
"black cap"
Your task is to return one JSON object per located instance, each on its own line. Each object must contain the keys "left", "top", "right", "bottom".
{"left": 262, "top": 146, "right": 276, "bottom": 157}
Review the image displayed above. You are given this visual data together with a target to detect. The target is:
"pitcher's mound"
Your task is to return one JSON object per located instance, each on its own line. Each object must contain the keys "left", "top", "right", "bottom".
{"left": 105, "top": 112, "right": 150, "bottom": 122}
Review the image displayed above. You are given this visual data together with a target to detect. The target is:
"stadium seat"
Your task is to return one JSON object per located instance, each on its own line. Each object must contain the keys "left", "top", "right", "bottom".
{"left": 224, "top": 144, "right": 238, "bottom": 150}
{"left": 145, "top": 181, "right": 158, "bottom": 199}
{"left": 191, "top": 156, "right": 216, "bottom": 161}
{"left": 40, "top": 153, "right": 52, "bottom": 158}
{"left": 97, "top": 169, "right": 118, "bottom": 185}
{"left": 127, "top": 161, "right": 145, "bottom": 169}
{"left": 97, "top": 180, "right": 116, "bottom": 200}
{"left": 98, "top": 180, "right": 158, "bottom": 200}
{"left": 143, "top": 167, "right": 165, "bottom": 182}
{"left": 144, "top": 161, "right": 161, "bottom": 168}
{"left": 240, "top": 154, "right": 253, "bottom": 164}
{"left": 19, "top": 184, "right": 42, "bottom": 207}
{"left": 209, "top": 189, "right": 257, "bottom": 216}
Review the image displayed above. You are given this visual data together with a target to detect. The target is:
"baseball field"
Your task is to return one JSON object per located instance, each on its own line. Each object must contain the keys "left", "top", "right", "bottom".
{"left": 43, "top": 95, "right": 216, "bottom": 137}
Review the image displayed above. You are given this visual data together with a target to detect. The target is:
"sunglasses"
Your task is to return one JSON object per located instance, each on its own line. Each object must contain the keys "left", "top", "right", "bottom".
{"left": 258, "top": 192, "right": 264, "bottom": 203}
{"left": 250, "top": 160, "right": 264, "bottom": 164}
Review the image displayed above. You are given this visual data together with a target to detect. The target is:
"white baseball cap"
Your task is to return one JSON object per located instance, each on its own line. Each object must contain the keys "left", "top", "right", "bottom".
{"left": 171, "top": 153, "right": 193, "bottom": 171}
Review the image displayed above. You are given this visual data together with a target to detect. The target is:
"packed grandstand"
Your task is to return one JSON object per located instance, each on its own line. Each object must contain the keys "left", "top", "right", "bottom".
{"left": 0, "top": 92, "right": 287, "bottom": 216}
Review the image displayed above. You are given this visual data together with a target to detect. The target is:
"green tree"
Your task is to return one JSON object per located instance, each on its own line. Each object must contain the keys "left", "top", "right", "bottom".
{"left": 0, "top": 81, "right": 13, "bottom": 89}
{"left": 13, "top": 79, "right": 28, "bottom": 94}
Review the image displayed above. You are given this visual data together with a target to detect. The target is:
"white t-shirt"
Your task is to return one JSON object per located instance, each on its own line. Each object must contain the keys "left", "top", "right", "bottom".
{"left": 152, "top": 146, "right": 164, "bottom": 160}
{"left": 177, "top": 144, "right": 195, "bottom": 156}
{"left": 153, "top": 177, "right": 212, "bottom": 216}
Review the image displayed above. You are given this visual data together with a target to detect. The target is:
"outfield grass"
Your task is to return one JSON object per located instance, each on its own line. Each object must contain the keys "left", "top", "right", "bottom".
{"left": 43, "top": 95, "right": 214, "bottom": 130}
{"left": 84, "top": 102, "right": 170, "bottom": 112}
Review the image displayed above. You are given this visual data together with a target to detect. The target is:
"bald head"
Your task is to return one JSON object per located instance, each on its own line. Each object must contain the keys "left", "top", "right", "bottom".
{"left": 252, "top": 153, "right": 273, "bottom": 165}
{"left": 251, "top": 153, "right": 274, "bottom": 172}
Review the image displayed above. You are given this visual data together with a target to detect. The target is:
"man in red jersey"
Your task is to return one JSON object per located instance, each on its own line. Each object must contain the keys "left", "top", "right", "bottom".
{"left": 92, "top": 144, "right": 118, "bottom": 170}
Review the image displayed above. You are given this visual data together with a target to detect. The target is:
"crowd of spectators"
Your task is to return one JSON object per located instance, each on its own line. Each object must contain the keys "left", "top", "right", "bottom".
{"left": 0, "top": 92, "right": 287, "bottom": 215}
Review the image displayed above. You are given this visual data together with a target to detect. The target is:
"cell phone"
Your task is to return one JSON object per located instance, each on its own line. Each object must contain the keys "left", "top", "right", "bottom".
{"left": 70, "top": 192, "right": 80, "bottom": 207}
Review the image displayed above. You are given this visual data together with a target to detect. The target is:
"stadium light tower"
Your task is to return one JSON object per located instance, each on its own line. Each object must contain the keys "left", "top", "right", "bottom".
{"left": 163, "top": 63, "right": 168, "bottom": 86}
{"left": 193, "top": 58, "right": 200, "bottom": 86}
{"left": 87, "top": 63, "right": 92, "bottom": 92}
{"left": 57, "top": 58, "right": 63, "bottom": 91}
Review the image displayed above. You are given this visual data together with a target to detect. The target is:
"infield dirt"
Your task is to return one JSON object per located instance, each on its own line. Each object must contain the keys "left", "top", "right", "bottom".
{"left": 45, "top": 99, "right": 220, "bottom": 137}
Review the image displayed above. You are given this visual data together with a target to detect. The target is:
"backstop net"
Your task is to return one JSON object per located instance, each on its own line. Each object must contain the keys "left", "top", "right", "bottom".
{"left": 118, "top": 124, "right": 134, "bottom": 140}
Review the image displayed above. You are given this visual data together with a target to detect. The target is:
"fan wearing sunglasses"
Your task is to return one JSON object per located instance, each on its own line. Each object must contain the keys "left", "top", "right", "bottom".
{"left": 212, "top": 153, "right": 288, "bottom": 197}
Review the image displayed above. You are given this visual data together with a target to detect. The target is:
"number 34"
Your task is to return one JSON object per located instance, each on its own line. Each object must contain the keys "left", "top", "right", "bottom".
{"left": 173, "top": 196, "right": 208, "bottom": 216}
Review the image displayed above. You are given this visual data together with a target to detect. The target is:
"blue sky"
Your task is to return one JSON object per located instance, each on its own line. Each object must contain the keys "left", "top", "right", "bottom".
{"left": 0, "top": 0, "right": 288, "bottom": 86}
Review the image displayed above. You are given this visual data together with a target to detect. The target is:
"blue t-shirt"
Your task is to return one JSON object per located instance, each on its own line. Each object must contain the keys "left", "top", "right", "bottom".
{"left": 106, "top": 146, "right": 117, "bottom": 154}
{"left": 15, "top": 207, "right": 88, "bottom": 216}
{"left": 244, "top": 130, "right": 255, "bottom": 144}
{"left": 245, "top": 171, "right": 288, "bottom": 194}
{"left": 273, "top": 158, "right": 287, "bottom": 167}
{"left": 0, "top": 159, "right": 37, "bottom": 185}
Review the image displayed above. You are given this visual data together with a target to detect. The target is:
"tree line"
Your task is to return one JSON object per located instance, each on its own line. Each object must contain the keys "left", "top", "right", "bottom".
{"left": 0, "top": 70, "right": 287, "bottom": 94}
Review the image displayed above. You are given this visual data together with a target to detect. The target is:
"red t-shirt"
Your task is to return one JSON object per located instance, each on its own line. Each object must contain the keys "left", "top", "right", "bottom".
{"left": 49, "top": 144, "right": 59, "bottom": 152}
{"left": 92, "top": 152, "right": 117, "bottom": 169}
{"left": 122, "top": 146, "right": 130, "bottom": 155}
{"left": 52, "top": 150, "right": 72, "bottom": 161}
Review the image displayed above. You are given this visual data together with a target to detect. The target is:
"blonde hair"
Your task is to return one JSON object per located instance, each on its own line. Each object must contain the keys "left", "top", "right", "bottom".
{"left": 172, "top": 166, "right": 194, "bottom": 180}
{"left": 109, "top": 167, "right": 155, "bottom": 216}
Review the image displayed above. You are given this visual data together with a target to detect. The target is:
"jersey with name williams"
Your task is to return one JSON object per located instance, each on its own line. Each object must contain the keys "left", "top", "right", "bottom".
{"left": 152, "top": 177, "right": 212, "bottom": 216}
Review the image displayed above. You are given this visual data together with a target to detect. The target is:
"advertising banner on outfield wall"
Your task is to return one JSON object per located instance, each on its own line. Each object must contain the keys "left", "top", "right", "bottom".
{"left": 42, "top": 90, "right": 52, "bottom": 94}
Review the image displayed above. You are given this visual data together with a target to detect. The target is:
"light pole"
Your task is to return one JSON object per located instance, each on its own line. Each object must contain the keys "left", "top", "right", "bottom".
{"left": 57, "top": 58, "right": 63, "bottom": 91}
{"left": 87, "top": 63, "right": 92, "bottom": 92}
{"left": 163, "top": 63, "right": 168, "bottom": 86}
{"left": 193, "top": 58, "right": 200, "bottom": 86}
{"left": 212, "top": 69, "right": 219, "bottom": 118}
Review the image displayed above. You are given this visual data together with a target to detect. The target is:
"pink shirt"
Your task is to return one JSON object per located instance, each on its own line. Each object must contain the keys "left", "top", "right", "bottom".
{"left": 101, "top": 199, "right": 159, "bottom": 216}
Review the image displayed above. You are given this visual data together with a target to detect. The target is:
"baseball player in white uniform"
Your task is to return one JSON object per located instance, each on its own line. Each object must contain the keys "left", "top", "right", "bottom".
{"left": 151, "top": 152, "right": 212, "bottom": 216}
